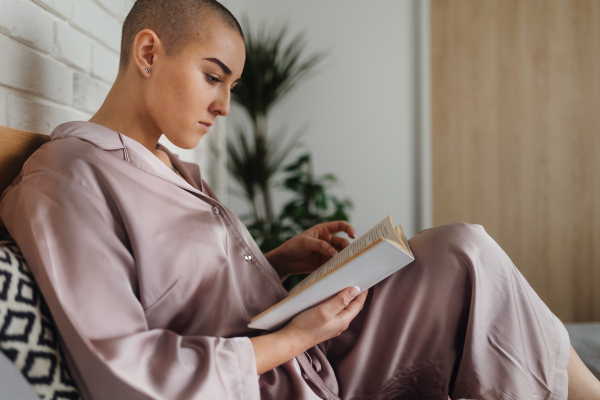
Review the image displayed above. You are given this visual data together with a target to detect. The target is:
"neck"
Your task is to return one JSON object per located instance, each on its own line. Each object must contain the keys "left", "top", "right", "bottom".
{"left": 89, "top": 68, "right": 162, "bottom": 155}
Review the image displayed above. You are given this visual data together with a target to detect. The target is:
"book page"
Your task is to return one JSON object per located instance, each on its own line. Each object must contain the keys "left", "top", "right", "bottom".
{"left": 394, "top": 225, "right": 410, "bottom": 254}
{"left": 289, "top": 216, "right": 395, "bottom": 295}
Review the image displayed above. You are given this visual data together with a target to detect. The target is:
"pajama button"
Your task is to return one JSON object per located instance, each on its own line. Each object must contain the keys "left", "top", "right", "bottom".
{"left": 211, "top": 206, "right": 220, "bottom": 215}
{"left": 244, "top": 255, "right": 253, "bottom": 262}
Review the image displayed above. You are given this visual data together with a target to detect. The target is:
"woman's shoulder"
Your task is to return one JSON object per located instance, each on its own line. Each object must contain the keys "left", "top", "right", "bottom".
{"left": 24, "top": 121, "right": 127, "bottom": 179}
{"left": 1, "top": 122, "right": 127, "bottom": 218}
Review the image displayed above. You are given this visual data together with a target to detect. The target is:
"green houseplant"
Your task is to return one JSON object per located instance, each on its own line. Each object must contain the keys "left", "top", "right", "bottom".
{"left": 227, "top": 21, "right": 352, "bottom": 289}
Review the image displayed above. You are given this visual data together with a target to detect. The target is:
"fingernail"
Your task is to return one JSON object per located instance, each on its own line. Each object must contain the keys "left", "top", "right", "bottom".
{"left": 329, "top": 248, "right": 337, "bottom": 256}
{"left": 349, "top": 286, "right": 360, "bottom": 297}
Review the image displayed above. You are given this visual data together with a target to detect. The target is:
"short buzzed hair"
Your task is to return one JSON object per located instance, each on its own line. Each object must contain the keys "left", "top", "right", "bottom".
{"left": 119, "top": 0, "right": 243, "bottom": 71}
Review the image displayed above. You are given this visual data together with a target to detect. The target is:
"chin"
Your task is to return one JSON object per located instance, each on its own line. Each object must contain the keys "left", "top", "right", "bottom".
{"left": 179, "top": 135, "right": 204, "bottom": 150}
{"left": 163, "top": 131, "right": 204, "bottom": 150}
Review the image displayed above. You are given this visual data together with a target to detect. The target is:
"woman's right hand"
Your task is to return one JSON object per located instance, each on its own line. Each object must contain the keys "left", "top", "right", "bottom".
{"left": 282, "top": 286, "right": 368, "bottom": 350}
{"left": 250, "top": 286, "right": 368, "bottom": 375}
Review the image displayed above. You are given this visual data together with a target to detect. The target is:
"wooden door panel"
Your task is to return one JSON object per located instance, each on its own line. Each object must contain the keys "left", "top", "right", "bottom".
{"left": 432, "top": 0, "right": 600, "bottom": 322}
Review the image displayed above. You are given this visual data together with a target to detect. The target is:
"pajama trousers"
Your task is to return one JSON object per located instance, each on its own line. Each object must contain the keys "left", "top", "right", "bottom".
{"left": 315, "top": 223, "right": 570, "bottom": 400}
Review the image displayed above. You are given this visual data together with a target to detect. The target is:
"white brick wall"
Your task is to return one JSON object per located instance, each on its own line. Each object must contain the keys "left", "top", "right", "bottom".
{"left": 0, "top": 34, "right": 73, "bottom": 105}
{"left": 72, "top": 71, "right": 110, "bottom": 113}
{"left": 91, "top": 41, "right": 119, "bottom": 83}
{"left": 0, "top": 0, "right": 135, "bottom": 134}
{"left": 72, "top": 0, "right": 121, "bottom": 52}
{"left": 54, "top": 19, "right": 92, "bottom": 72}
{"left": 0, "top": 0, "right": 53, "bottom": 53}
{"left": 7, "top": 93, "right": 86, "bottom": 134}
{"left": 32, "top": 0, "right": 71, "bottom": 20}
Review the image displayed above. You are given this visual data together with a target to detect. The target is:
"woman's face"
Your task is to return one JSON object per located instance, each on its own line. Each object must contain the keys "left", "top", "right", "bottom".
{"left": 145, "top": 19, "right": 245, "bottom": 149}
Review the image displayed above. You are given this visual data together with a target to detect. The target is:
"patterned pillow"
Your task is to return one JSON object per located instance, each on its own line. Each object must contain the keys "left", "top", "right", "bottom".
{"left": 0, "top": 224, "right": 81, "bottom": 400}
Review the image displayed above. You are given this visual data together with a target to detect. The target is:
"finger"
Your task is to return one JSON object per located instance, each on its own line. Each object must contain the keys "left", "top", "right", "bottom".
{"left": 320, "top": 221, "right": 356, "bottom": 239}
{"left": 330, "top": 235, "right": 350, "bottom": 251}
{"left": 319, "top": 286, "right": 360, "bottom": 318}
{"left": 303, "top": 236, "right": 338, "bottom": 257}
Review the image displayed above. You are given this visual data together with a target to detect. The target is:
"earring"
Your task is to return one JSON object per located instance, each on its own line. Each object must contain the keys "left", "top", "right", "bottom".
{"left": 145, "top": 67, "right": 152, "bottom": 74}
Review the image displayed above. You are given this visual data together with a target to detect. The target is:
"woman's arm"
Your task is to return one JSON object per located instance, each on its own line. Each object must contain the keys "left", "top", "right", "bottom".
{"left": 256, "top": 222, "right": 362, "bottom": 373}
{"left": 250, "top": 286, "right": 366, "bottom": 374}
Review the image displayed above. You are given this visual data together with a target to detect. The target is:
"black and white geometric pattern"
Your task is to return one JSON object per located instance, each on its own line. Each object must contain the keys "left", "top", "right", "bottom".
{"left": 0, "top": 224, "right": 81, "bottom": 399}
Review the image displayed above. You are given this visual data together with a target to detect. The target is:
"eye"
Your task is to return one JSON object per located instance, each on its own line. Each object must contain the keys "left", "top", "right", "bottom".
{"left": 205, "top": 74, "right": 221, "bottom": 85}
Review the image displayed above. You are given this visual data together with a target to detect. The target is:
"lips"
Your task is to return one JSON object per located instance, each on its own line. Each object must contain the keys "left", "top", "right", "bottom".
{"left": 199, "top": 121, "right": 213, "bottom": 132}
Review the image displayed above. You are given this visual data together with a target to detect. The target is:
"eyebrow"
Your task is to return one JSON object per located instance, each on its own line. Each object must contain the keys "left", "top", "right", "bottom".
{"left": 203, "top": 58, "right": 241, "bottom": 83}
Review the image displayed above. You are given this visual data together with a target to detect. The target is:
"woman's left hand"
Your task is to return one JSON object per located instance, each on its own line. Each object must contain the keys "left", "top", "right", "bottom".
{"left": 265, "top": 221, "right": 356, "bottom": 282}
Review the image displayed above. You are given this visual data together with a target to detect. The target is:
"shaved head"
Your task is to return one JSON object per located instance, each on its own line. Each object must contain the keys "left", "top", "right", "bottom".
{"left": 119, "top": 0, "right": 243, "bottom": 71}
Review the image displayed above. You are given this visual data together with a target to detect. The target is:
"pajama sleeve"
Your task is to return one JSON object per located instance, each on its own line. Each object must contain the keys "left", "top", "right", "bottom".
{"left": 0, "top": 170, "right": 261, "bottom": 400}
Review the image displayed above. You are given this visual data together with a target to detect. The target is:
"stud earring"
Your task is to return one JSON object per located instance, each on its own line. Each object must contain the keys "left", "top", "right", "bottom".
{"left": 145, "top": 67, "right": 152, "bottom": 74}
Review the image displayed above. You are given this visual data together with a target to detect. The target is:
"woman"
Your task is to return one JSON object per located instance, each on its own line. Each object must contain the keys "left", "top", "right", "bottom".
{"left": 1, "top": 0, "right": 598, "bottom": 399}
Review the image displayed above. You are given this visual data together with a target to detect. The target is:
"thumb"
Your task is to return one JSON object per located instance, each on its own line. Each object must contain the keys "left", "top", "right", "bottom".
{"left": 319, "top": 286, "right": 360, "bottom": 318}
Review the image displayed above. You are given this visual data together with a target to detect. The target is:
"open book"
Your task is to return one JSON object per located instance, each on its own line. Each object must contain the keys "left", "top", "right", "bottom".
{"left": 249, "top": 216, "right": 415, "bottom": 330}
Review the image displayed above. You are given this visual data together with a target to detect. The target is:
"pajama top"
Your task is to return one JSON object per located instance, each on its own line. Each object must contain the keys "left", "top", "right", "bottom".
{"left": 0, "top": 121, "right": 329, "bottom": 399}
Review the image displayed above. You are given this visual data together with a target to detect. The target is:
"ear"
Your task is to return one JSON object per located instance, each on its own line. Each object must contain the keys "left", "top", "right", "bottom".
{"left": 132, "top": 29, "right": 162, "bottom": 77}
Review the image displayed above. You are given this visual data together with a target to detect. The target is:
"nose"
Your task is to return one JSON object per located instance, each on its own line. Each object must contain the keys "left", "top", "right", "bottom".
{"left": 210, "top": 87, "right": 231, "bottom": 117}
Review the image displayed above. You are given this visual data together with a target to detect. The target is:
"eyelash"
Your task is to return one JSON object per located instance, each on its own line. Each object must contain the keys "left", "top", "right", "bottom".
{"left": 206, "top": 74, "right": 221, "bottom": 84}
{"left": 205, "top": 74, "right": 236, "bottom": 93}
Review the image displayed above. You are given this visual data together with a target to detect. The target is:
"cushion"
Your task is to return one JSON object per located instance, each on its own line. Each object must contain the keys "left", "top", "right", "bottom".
{"left": 0, "top": 224, "right": 81, "bottom": 399}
